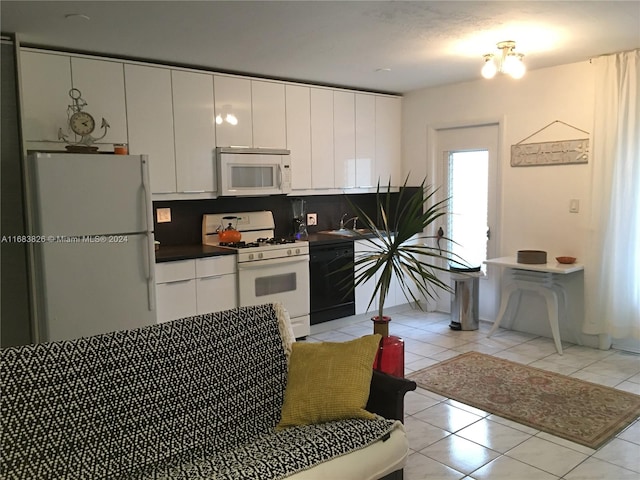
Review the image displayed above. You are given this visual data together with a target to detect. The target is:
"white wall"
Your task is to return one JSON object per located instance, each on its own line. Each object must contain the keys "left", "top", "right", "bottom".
{"left": 402, "top": 61, "right": 599, "bottom": 346}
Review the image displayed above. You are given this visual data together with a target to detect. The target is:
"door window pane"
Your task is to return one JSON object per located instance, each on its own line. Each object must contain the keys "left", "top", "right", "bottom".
{"left": 447, "top": 150, "right": 489, "bottom": 269}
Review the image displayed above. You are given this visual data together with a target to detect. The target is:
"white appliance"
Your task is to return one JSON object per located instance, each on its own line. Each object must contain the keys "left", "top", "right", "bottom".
{"left": 27, "top": 153, "right": 156, "bottom": 342}
{"left": 216, "top": 147, "right": 292, "bottom": 196}
{"left": 202, "top": 211, "right": 310, "bottom": 337}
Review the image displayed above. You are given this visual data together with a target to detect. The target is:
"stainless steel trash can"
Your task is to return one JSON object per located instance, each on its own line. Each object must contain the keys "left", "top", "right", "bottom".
{"left": 449, "top": 266, "right": 481, "bottom": 331}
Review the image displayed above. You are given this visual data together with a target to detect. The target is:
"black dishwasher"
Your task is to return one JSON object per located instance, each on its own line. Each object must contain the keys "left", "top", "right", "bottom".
{"left": 309, "top": 241, "right": 355, "bottom": 325}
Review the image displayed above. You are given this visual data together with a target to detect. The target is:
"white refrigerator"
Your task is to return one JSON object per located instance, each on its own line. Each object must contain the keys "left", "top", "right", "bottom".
{"left": 27, "top": 153, "right": 156, "bottom": 342}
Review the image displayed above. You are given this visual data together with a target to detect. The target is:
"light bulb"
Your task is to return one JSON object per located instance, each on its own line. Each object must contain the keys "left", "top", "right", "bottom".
{"left": 481, "top": 55, "right": 497, "bottom": 79}
{"left": 505, "top": 53, "right": 526, "bottom": 79}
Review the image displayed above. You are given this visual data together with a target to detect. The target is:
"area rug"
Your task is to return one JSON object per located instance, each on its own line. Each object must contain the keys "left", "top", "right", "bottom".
{"left": 407, "top": 352, "right": 640, "bottom": 449}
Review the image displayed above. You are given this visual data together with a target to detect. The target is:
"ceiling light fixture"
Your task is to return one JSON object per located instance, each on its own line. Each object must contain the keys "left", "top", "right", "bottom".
{"left": 481, "top": 40, "right": 526, "bottom": 79}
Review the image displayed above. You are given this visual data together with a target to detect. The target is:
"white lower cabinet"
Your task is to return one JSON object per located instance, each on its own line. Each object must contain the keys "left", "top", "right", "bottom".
{"left": 155, "top": 256, "right": 237, "bottom": 323}
{"left": 354, "top": 240, "right": 378, "bottom": 315}
{"left": 354, "top": 238, "right": 404, "bottom": 315}
{"left": 155, "top": 260, "right": 197, "bottom": 323}
{"left": 194, "top": 256, "right": 237, "bottom": 313}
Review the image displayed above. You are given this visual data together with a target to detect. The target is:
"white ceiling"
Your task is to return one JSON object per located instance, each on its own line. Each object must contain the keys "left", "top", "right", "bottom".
{"left": 2, "top": 1, "right": 639, "bottom": 94}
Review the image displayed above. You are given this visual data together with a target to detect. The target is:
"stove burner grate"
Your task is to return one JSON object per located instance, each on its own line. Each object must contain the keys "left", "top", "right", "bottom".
{"left": 219, "top": 241, "right": 260, "bottom": 248}
{"left": 256, "top": 237, "right": 296, "bottom": 245}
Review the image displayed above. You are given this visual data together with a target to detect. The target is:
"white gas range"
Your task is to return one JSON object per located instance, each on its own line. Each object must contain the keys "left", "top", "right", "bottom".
{"left": 202, "top": 211, "right": 310, "bottom": 338}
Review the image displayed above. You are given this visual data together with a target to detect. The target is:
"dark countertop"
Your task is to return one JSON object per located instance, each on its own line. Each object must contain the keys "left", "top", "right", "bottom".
{"left": 307, "top": 233, "right": 357, "bottom": 246}
{"left": 156, "top": 233, "right": 373, "bottom": 262}
{"left": 307, "top": 232, "right": 379, "bottom": 246}
{"left": 155, "top": 244, "right": 235, "bottom": 263}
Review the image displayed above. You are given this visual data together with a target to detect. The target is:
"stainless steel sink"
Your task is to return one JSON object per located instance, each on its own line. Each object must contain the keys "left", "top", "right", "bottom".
{"left": 320, "top": 228, "right": 373, "bottom": 237}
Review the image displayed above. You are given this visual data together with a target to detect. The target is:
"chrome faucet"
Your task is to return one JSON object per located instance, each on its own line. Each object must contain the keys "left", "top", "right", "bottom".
{"left": 339, "top": 213, "right": 358, "bottom": 230}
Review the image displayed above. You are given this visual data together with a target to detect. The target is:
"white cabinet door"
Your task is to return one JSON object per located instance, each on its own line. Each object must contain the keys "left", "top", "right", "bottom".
{"left": 285, "top": 85, "right": 312, "bottom": 190}
{"left": 354, "top": 237, "right": 408, "bottom": 314}
{"left": 354, "top": 239, "right": 378, "bottom": 315}
{"left": 310, "top": 88, "right": 334, "bottom": 188}
{"left": 375, "top": 96, "right": 402, "bottom": 186}
{"left": 71, "top": 57, "right": 128, "bottom": 145}
{"left": 333, "top": 91, "right": 355, "bottom": 189}
{"left": 156, "top": 280, "right": 197, "bottom": 323}
{"left": 252, "top": 80, "right": 286, "bottom": 149}
{"left": 125, "top": 64, "right": 176, "bottom": 193}
{"left": 20, "top": 51, "right": 128, "bottom": 148}
{"left": 155, "top": 260, "right": 197, "bottom": 323}
{"left": 172, "top": 70, "right": 216, "bottom": 193}
{"left": 355, "top": 94, "right": 376, "bottom": 188}
{"left": 214, "top": 75, "right": 252, "bottom": 147}
{"left": 196, "top": 275, "right": 237, "bottom": 314}
{"left": 20, "top": 51, "right": 71, "bottom": 144}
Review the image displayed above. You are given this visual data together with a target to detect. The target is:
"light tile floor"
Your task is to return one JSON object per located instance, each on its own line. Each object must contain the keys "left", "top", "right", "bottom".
{"left": 307, "top": 305, "right": 640, "bottom": 480}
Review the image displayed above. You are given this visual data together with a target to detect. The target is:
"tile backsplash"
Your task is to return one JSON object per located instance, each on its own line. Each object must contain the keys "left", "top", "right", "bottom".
{"left": 153, "top": 189, "right": 419, "bottom": 246}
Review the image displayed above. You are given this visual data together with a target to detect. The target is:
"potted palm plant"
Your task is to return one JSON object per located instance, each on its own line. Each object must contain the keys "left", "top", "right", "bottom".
{"left": 344, "top": 176, "right": 461, "bottom": 376}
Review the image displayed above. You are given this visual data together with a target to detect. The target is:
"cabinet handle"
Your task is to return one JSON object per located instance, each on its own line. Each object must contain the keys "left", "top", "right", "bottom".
{"left": 159, "top": 279, "right": 192, "bottom": 285}
{"left": 199, "top": 275, "right": 223, "bottom": 280}
{"left": 181, "top": 190, "right": 206, "bottom": 193}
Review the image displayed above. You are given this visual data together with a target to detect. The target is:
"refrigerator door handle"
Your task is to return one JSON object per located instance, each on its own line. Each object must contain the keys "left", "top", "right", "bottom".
{"left": 141, "top": 155, "right": 153, "bottom": 234}
{"left": 144, "top": 232, "right": 156, "bottom": 311}
{"left": 140, "top": 155, "right": 156, "bottom": 312}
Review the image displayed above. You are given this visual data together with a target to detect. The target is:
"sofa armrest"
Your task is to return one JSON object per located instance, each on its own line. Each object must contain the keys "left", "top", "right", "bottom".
{"left": 366, "top": 370, "right": 417, "bottom": 422}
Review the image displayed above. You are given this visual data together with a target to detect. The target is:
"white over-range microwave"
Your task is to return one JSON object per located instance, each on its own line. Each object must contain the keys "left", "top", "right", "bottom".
{"left": 216, "top": 147, "right": 292, "bottom": 196}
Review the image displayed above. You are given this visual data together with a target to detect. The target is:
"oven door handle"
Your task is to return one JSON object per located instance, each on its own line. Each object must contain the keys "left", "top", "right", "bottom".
{"left": 238, "top": 255, "right": 310, "bottom": 270}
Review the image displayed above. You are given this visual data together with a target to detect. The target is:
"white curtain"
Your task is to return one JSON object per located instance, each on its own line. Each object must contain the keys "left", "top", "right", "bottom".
{"left": 583, "top": 49, "right": 640, "bottom": 343}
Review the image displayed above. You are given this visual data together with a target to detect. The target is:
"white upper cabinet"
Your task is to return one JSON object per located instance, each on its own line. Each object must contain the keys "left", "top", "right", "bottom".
{"left": 285, "top": 85, "right": 312, "bottom": 190}
{"left": 70, "top": 57, "right": 128, "bottom": 145}
{"left": 252, "top": 80, "right": 286, "bottom": 149}
{"left": 333, "top": 91, "right": 356, "bottom": 189}
{"left": 375, "top": 96, "right": 402, "bottom": 186}
{"left": 20, "top": 51, "right": 127, "bottom": 148}
{"left": 310, "top": 88, "right": 334, "bottom": 189}
{"left": 19, "top": 48, "right": 403, "bottom": 195}
{"left": 355, "top": 94, "right": 376, "bottom": 188}
{"left": 20, "top": 51, "right": 71, "bottom": 143}
{"left": 172, "top": 70, "right": 216, "bottom": 193}
{"left": 214, "top": 76, "right": 252, "bottom": 147}
{"left": 125, "top": 64, "right": 176, "bottom": 193}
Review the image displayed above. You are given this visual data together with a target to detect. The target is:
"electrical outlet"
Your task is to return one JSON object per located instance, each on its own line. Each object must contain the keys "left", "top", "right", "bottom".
{"left": 157, "top": 207, "right": 172, "bottom": 223}
{"left": 569, "top": 199, "right": 580, "bottom": 213}
{"left": 307, "top": 213, "right": 318, "bottom": 226}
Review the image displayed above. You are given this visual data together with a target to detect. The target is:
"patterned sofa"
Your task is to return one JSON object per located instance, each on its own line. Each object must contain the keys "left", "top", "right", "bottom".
{"left": 1, "top": 303, "right": 416, "bottom": 480}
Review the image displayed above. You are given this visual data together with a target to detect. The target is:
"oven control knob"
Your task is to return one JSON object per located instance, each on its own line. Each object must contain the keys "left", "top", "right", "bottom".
{"left": 258, "top": 253, "right": 264, "bottom": 259}
{"left": 295, "top": 248, "right": 301, "bottom": 254}
{"left": 248, "top": 253, "right": 254, "bottom": 260}
{"left": 287, "top": 249, "right": 292, "bottom": 255}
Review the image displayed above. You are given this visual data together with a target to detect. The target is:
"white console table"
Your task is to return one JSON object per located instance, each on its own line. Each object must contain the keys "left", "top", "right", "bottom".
{"left": 484, "top": 256, "right": 584, "bottom": 355}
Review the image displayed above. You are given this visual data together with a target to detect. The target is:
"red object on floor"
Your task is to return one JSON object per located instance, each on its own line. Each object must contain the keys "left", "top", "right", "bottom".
{"left": 372, "top": 316, "right": 405, "bottom": 378}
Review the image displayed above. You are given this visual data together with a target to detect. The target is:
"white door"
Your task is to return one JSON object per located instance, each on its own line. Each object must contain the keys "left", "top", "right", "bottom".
{"left": 434, "top": 124, "right": 500, "bottom": 320}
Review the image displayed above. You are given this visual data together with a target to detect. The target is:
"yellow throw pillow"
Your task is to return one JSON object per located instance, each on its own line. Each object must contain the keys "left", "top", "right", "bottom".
{"left": 277, "top": 334, "right": 381, "bottom": 429}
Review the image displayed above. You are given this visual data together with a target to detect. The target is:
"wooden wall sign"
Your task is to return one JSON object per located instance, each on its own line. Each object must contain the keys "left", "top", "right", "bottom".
{"left": 511, "top": 120, "right": 590, "bottom": 167}
{"left": 511, "top": 138, "right": 589, "bottom": 167}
